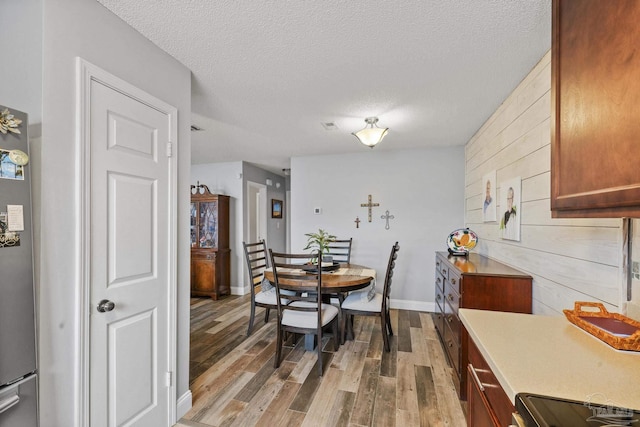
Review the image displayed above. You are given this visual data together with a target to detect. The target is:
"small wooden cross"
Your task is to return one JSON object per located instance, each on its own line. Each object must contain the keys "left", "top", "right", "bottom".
{"left": 381, "top": 210, "right": 395, "bottom": 230}
{"left": 360, "top": 194, "right": 380, "bottom": 222}
{"left": 354, "top": 216, "right": 361, "bottom": 228}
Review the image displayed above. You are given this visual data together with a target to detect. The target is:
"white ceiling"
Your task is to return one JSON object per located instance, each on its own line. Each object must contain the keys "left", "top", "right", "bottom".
{"left": 96, "top": 0, "right": 551, "bottom": 175}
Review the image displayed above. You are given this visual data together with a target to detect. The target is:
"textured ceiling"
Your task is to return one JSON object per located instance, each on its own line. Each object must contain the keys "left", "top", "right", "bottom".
{"left": 96, "top": 0, "right": 551, "bottom": 175}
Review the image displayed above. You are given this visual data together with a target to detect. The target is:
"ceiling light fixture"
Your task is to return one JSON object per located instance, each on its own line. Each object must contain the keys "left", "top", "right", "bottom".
{"left": 352, "top": 117, "right": 388, "bottom": 148}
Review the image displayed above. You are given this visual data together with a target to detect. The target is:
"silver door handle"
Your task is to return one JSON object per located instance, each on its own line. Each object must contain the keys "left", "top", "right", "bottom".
{"left": 97, "top": 299, "right": 116, "bottom": 313}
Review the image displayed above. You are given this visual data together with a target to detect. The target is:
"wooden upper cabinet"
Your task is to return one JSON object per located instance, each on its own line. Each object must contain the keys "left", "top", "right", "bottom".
{"left": 551, "top": 0, "right": 640, "bottom": 218}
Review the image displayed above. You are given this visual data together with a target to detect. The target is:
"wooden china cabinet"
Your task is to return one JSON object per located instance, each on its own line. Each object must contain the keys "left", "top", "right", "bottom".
{"left": 190, "top": 183, "right": 230, "bottom": 300}
{"left": 551, "top": 0, "right": 640, "bottom": 218}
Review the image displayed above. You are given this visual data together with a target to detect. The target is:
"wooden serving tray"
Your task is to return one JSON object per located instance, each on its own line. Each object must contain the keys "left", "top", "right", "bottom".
{"left": 563, "top": 301, "right": 640, "bottom": 351}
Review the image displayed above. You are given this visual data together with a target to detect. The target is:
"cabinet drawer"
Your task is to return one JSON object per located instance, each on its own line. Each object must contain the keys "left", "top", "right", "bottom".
{"left": 192, "top": 252, "right": 216, "bottom": 261}
{"left": 444, "top": 308, "right": 460, "bottom": 345}
{"left": 447, "top": 270, "right": 460, "bottom": 294}
{"left": 468, "top": 338, "right": 514, "bottom": 427}
{"left": 444, "top": 279, "right": 460, "bottom": 313}
{"left": 432, "top": 311, "right": 445, "bottom": 342}
{"left": 444, "top": 319, "right": 460, "bottom": 373}
{"left": 435, "top": 277, "right": 445, "bottom": 311}
{"left": 435, "top": 270, "right": 445, "bottom": 292}
{"left": 436, "top": 256, "right": 448, "bottom": 280}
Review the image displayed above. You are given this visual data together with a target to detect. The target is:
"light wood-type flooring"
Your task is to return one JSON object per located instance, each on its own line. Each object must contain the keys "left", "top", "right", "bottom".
{"left": 175, "top": 295, "right": 466, "bottom": 427}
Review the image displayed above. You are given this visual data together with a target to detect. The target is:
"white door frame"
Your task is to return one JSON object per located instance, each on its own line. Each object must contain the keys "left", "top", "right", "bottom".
{"left": 246, "top": 180, "right": 267, "bottom": 244}
{"left": 76, "top": 57, "right": 178, "bottom": 426}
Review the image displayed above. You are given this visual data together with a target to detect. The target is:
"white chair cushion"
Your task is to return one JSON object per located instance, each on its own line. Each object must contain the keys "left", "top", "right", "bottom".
{"left": 255, "top": 288, "right": 295, "bottom": 305}
{"left": 341, "top": 291, "right": 383, "bottom": 312}
{"left": 282, "top": 301, "right": 339, "bottom": 329}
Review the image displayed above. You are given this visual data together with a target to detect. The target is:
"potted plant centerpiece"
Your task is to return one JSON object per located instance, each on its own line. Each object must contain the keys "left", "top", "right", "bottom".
{"left": 304, "top": 228, "right": 336, "bottom": 267}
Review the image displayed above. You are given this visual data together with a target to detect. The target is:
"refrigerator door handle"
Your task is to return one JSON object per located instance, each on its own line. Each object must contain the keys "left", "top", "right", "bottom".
{"left": 0, "top": 394, "right": 20, "bottom": 414}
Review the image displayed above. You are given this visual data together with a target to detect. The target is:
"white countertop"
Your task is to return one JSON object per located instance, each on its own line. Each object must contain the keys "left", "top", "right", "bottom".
{"left": 459, "top": 308, "right": 640, "bottom": 411}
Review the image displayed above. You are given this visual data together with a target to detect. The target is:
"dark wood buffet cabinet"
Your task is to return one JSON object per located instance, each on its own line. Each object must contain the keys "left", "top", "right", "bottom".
{"left": 551, "top": 0, "right": 640, "bottom": 218}
{"left": 190, "top": 184, "right": 230, "bottom": 300}
{"left": 433, "top": 252, "right": 532, "bottom": 401}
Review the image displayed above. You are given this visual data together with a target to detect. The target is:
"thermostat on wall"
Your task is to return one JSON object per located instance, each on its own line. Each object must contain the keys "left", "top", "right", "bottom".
{"left": 314, "top": 207, "right": 322, "bottom": 215}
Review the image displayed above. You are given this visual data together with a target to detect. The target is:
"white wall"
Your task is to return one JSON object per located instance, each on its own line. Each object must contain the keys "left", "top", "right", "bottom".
{"left": 0, "top": 0, "right": 42, "bottom": 129}
{"left": 39, "top": 0, "right": 191, "bottom": 425}
{"left": 465, "top": 50, "right": 626, "bottom": 315}
{"left": 242, "top": 163, "right": 287, "bottom": 253}
{"left": 291, "top": 147, "right": 465, "bottom": 311}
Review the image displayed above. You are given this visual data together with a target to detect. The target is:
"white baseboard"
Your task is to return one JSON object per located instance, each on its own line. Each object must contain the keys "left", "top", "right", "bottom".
{"left": 230, "top": 285, "right": 249, "bottom": 296}
{"left": 389, "top": 299, "right": 435, "bottom": 313}
{"left": 176, "top": 390, "right": 192, "bottom": 421}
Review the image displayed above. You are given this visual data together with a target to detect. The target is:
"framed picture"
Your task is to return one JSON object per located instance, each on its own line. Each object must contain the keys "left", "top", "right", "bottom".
{"left": 271, "top": 199, "right": 283, "bottom": 218}
{"left": 482, "top": 170, "right": 497, "bottom": 222}
{"left": 499, "top": 176, "right": 521, "bottom": 241}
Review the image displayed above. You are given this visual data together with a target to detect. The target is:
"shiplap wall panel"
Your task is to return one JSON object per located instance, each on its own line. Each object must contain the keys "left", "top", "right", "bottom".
{"left": 532, "top": 275, "right": 618, "bottom": 314}
{"left": 485, "top": 243, "right": 619, "bottom": 305}
{"left": 522, "top": 199, "right": 620, "bottom": 228}
{"left": 464, "top": 50, "right": 624, "bottom": 314}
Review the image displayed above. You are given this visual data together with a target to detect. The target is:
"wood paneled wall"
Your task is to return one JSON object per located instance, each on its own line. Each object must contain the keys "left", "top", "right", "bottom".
{"left": 464, "top": 51, "right": 625, "bottom": 315}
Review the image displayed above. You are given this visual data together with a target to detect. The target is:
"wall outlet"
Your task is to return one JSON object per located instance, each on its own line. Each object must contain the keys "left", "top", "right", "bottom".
{"left": 632, "top": 261, "right": 640, "bottom": 280}
{"left": 314, "top": 207, "right": 322, "bottom": 215}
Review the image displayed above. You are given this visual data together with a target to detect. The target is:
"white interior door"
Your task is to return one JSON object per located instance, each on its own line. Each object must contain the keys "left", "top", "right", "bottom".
{"left": 85, "top": 63, "right": 176, "bottom": 426}
{"left": 246, "top": 181, "right": 267, "bottom": 243}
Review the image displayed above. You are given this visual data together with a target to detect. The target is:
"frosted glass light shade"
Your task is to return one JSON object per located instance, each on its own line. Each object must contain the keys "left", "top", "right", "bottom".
{"left": 352, "top": 117, "right": 389, "bottom": 148}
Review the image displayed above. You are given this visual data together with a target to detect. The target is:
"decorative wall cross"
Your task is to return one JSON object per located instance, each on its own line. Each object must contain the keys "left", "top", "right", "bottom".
{"left": 381, "top": 210, "right": 395, "bottom": 230}
{"left": 354, "top": 216, "right": 361, "bottom": 228}
{"left": 360, "top": 194, "right": 380, "bottom": 222}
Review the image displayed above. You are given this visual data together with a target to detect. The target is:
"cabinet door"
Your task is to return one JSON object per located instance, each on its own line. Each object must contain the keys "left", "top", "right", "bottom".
{"left": 190, "top": 202, "right": 197, "bottom": 247}
{"left": 191, "top": 253, "right": 216, "bottom": 293}
{"left": 198, "top": 201, "right": 219, "bottom": 248}
{"left": 551, "top": 0, "right": 640, "bottom": 217}
{"left": 467, "top": 364, "right": 499, "bottom": 427}
{"left": 468, "top": 338, "right": 514, "bottom": 426}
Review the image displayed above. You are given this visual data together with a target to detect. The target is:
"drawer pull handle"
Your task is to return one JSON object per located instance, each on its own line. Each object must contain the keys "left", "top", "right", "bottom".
{"left": 468, "top": 363, "right": 485, "bottom": 392}
{"left": 447, "top": 294, "right": 454, "bottom": 301}
{"left": 0, "top": 395, "right": 20, "bottom": 414}
{"left": 436, "top": 294, "right": 442, "bottom": 300}
{"left": 450, "top": 278, "right": 457, "bottom": 285}
{"left": 442, "top": 268, "right": 447, "bottom": 275}
{"left": 446, "top": 316, "right": 452, "bottom": 323}
{"left": 448, "top": 341, "right": 454, "bottom": 348}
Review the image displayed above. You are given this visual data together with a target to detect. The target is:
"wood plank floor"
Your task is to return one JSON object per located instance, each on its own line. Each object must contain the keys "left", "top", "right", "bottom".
{"left": 175, "top": 295, "right": 466, "bottom": 427}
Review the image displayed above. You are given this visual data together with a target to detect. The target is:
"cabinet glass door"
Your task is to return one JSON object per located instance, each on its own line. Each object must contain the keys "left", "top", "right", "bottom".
{"left": 198, "top": 201, "right": 218, "bottom": 248}
{"left": 190, "top": 203, "right": 197, "bottom": 247}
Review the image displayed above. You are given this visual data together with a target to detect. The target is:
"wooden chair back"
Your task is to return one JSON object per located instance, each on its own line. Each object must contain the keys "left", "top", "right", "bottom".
{"left": 327, "top": 238, "right": 353, "bottom": 264}
{"left": 382, "top": 242, "right": 400, "bottom": 307}
{"left": 242, "top": 240, "right": 269, "bottom": 293}
{"left": 268, "top": 250, "right": 322, "bottom": 320}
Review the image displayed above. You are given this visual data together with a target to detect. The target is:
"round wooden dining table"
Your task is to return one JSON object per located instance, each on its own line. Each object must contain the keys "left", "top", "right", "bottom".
{"left": 263, "top": 263, "right": 375, "bottom": 350}
{"left": 263, "top": 263, "right": 374, "bottom": 294}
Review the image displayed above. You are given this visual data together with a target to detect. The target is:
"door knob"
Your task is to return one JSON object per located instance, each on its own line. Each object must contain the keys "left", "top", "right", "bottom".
{"left": 97, "top": 299, "right": 116, "bottom": 313}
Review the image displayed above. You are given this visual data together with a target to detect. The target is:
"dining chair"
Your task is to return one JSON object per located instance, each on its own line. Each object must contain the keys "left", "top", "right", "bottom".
{"left": 326, "top": 238, "right": 353, "bottom": 264}
{"left": 325, "top": 237, "right": 353, "bottom": 307}
{"left": 243, "top": 240, "right": 277, "bottom": 336}
{"left": 340, "top": 242, "right": 400, "bottom": 352}
{"left": 268, "top": 249, "right": 340, "bottom": 376}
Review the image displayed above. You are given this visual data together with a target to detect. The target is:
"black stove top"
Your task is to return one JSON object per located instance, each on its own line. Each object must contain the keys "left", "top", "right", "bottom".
{"left": 515, "top": 393, "right": 640, "bottom": 427}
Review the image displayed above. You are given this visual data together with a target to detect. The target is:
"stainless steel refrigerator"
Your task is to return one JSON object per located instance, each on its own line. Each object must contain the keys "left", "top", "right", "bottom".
{"left": 0, "top": 105, "right": 38, "bottom": 426}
